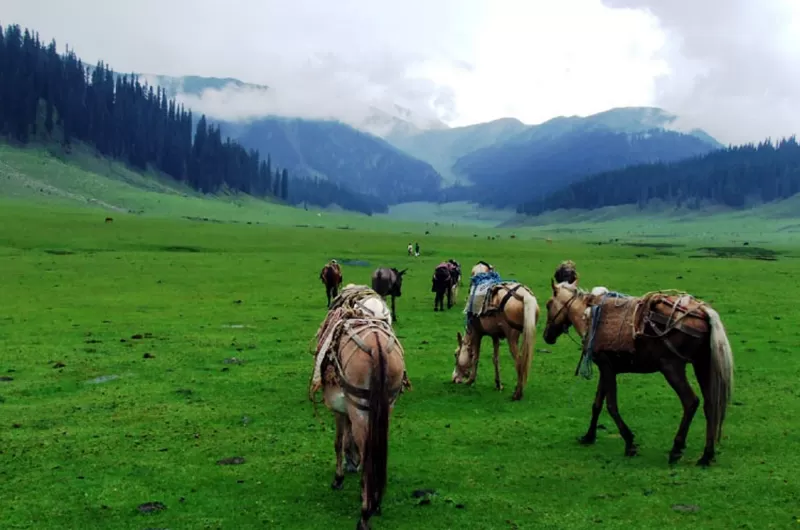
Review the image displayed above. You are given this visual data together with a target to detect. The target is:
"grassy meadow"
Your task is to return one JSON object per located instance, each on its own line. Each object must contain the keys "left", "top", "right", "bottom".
{"left": 2, "top": 197, "right": 800, "bottom": 530}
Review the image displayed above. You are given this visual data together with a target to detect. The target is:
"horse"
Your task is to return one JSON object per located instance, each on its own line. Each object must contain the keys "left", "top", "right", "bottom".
{"left": 320, "top": 259, "right": 343, "bottom": 308}
{"left": 553, "top": 260, "right": 579, "bottom": 284}
{"left": 371, "top": 267, "right": 407, "bottom": 323}
{"left": 431, "top": 262, "right": 455, "bottom": 312}
{"left": 452, "top": 280, "right": 540, "bottom": 401}
{"left": 311, "top": 307, "right": 409, "bottom": 529}
{"left": 542, "top": 279, "right": 734, "bottom": 466}
{"left": 470, "top": 260, "right": 495, "bottom": 277}
{"left": 407, "top": 243, "right": 413, "bottom": 256}
{"left": 447, "top": 259, "right": 462, "bottom": 301}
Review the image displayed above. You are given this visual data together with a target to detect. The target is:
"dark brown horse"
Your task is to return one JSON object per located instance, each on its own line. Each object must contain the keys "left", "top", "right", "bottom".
{"left": 431, "top": 262, "right": 454, "bottom": 312}
{"left": 371, "top": 267, "right": 407, "bottom": 322}
{"left": 320, "top": 260, "right": 343, "bottom": 308}
{"left": 543, "top": 279, "right": 734, "bottom": 466}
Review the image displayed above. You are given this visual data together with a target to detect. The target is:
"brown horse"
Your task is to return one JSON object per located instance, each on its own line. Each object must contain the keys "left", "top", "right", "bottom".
{"left": 312, "top": 311, "right": 410, "bottom": 529}
{"left": 320, "top": 260, "right": 343, "bottom": 308}
{"left": 431, "top": 262, "right": 455, "bottom": 312}
{"left": 452, "top": 281, "right": 540, "bottom": 400}
{"left": 542, "top": 279, "right": 734, "bottom": 466}
{"left": 371, "top": 267, "right": 407, "bottom": 322}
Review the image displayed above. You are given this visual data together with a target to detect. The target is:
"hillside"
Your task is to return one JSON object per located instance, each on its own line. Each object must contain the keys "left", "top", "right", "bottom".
{"left": 0, "top": 23, "right": 388, "bottom": 215}
{"left": 518, "top": 136, "right": 800, "bottom": 216}
{"left": 385, "top": 117, "right": 528, "bottom": 184}
{"left": 222, "top": 116, "right": 444, "bottom": 203}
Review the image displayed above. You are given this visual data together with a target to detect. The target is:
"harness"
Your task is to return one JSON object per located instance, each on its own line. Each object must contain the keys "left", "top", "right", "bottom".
{"left": 319, "top": 321, "right": 406, "bottom": 413}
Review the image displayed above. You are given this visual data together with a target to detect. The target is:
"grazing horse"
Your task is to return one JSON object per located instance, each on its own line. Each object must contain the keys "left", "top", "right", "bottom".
{"left": 470, "top": 260, "right": 495, "bottom": 278}
{"left": 320, "top": 260, "right": 343, "bottom": 308}
{"left": 371, "top": 267, "right": 407, "bottom": 323}
{"left": 431, "top": 262, "right": 455, "bottom": 312}
{"left": 452, "top": 280, "right": 540, "bottom": 400}
{"left": 543, "top": 279, "right": 735, "bottom": 466}
{"left": 312, "top": 306, "right": 409, "bottom": 529}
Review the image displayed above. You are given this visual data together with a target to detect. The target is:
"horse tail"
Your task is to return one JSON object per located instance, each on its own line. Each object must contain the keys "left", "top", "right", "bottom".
{"left": 519, "top": 288, "right": 540, "bottom": 388}
{"left": 363, "top": 332, "right": 390, "bottom": 520}
{"left": 705, "top": 306, "right": 734, "bottom": 442}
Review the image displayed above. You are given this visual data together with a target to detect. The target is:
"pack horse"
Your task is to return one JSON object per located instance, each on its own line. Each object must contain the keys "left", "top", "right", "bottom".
{"left": 431, "top": 260, "right": 460, "bottom": 312}
{"left": 310, "top": 285, "right": 411, "bottom": 529}
{"left": 320, "top": 259, "right": 343, "bottom": 308}
{"left": 543, "top": 279, "right": 735, "bottom": 466}
{"left": 452, "top": 271, "right": 540, "bottom": 401}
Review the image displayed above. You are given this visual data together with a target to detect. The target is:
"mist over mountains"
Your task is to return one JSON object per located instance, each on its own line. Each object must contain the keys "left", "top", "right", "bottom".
{"left": 94, "top": 72, "right": 732, "bottom": 213}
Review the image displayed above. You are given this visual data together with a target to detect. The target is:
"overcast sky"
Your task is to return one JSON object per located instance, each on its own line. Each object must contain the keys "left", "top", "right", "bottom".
{"left": 5, "top": 0, "right": 799, "bottom": 144}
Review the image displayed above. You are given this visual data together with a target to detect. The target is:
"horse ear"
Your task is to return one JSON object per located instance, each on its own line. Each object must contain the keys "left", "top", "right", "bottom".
{"left": 457, "top": 331, "right": 462, "bottom": 345}
{"left": 551, "top": 277, "right": 557, "bottom": 292}
{"left": 399, "top": 268, "right": 408, "bottom": 276}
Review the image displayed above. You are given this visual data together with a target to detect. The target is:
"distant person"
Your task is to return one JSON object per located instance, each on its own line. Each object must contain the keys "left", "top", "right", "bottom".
{"left": 415, "top": 242, "right": 420, "bottom": 257}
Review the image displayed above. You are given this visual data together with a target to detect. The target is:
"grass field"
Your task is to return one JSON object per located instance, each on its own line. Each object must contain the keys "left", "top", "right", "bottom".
{"left": 2, "top": 199, "right": 800, "bottom": 530}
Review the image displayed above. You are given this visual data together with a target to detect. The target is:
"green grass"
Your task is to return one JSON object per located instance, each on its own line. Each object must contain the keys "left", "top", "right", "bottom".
{"left": 2, "top": 200, "right": 799, "bottom": 529}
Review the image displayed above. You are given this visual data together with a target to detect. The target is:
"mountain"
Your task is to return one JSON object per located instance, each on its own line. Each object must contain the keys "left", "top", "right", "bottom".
{"left": 221, "top": 116, "right": 444, "bottom": 204}
{"left": 439, "top": 107, "right": 723, "bottom": 207}
{"left": 518, "top": 136, "right": 800, "bottom": 215}
{"left": 385, "top": 117, "right": 528, "bottom": 184}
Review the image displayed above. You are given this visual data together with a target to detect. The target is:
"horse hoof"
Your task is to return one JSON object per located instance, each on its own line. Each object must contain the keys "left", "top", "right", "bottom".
{"left": 624, "top": 445, "right": 639, "bottom": 457}
{"left": 696, "top": 456, "right": 713, "bottom": 467}
{"left": 331, "top": 475, "right": 344, "bottom": 490}
{"left": 668, "top": 453, "right": 683, "bottom": 465}
{"left": 511, "top": 392, "right": 522, "bottom": 401}
{"left": 495, "top": 384, "right": 503, "bottom": 391}
{"left": 578, "top": 435, "right": 596, "bottom": 445}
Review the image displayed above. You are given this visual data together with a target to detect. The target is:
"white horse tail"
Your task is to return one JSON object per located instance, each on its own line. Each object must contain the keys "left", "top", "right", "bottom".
{"left": 705, "top": 306, "right": 734, "bottom": 442}
{"left": 519, "top": 287, "right": 540, "bottom": 388}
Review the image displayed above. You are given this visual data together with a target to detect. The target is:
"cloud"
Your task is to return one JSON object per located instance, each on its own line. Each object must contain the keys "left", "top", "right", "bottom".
{"left": 5, "top": 0, "right": 798, "bottom": 143}
{"left": 602, "top": 0, "right": 800, "bottom": 144}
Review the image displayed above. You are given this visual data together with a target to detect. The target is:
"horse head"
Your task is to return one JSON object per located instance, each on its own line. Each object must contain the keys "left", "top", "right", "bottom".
{"left": 543, "top": 278, "right": 583, "bottom": 345}
{"left": 451, "top": 330, "right": 475, "bottom": 384}
{"left": 390, "top": 268, "right": 408, "bottom": 296}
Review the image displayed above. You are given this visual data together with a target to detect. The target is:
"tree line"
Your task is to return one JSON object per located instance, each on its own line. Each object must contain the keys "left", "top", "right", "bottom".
{"left": 0, "top": 23, "right": 381, "bottom": 214}
{"left": 517, "top": 136, "right": 800, "bottom": 215}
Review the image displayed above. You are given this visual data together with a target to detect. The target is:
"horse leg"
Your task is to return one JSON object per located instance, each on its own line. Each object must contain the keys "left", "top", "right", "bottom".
{"left": 344, "top": 418, "right": 359, "bottom": 472}
{"left": 446, "top": 284, "right": 453, "bottom": 309}
{"left": 579, "top": 376, "right": 607, "bottom": 445}
{"left": 507, "top": 332, "right": 524, "bottom": 400}
{"left": 602, "top": 368, "right": 637, "bottom": 456}
{"left": 492, "top": 336, "right": 503, "bottom": 390}
{"left": 692, "top": 356, "right": 716, "bottom": 466}
{"left": 331, "top": 413, "right": 346, "bottom": 489}
{"left": 391, "top": 295, "right": 397, "bottom": 322}
{"left": 661, "top": 361, "right": 700, "bottom": 464}
{"left": 465, "top": 336, "right": 482, "bottom": 385}
{"left": 348, "top": 414, "right": 372, "bottom": 529}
